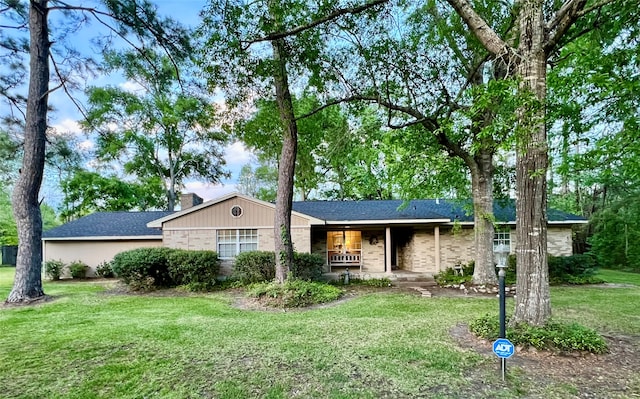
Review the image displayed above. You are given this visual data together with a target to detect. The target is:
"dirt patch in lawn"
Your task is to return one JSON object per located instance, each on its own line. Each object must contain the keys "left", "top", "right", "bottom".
{"left": 450, "top": 323, "right": 640, "bottom": 398}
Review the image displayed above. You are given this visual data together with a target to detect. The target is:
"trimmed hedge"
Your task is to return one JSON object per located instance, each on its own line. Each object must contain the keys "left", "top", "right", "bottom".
{"left": 232, "top": 251, "right": 326, "bottom": 285}
{"left": 112, "top": 248, "right": 221, "bottom": 291}
{"left": 470, "top": 314, "right": 608, "bottom": 354}
{"left": 436, "top": 254, "right": 601, "bottom": 286}
{"left": 510, "top": 254, "right": 602, "bottom": 285}
{"left": 292, "top": 252, "right": 324, "bottom": 281}
{"left": 232, "top": 251, "right": 276, "bottom": 285}
{"left": 95, "top": 261, "right": 115, "bottom": 278}
{"left": 44, "top": 260, "right": 64, "bottom": 281}
{"left": 168, "top": 249, "right": 220, "bottom": 291}
{"left": 68, "top": 260, "right": 89, "bottom": 279}
{"left": 111, "top": 247, "right": 322, "bottom": 290}
{"left": 111, "top": 247, "right": 174, "bottom": 290}
{"left": 247, "top": 280, "right": 343, "bottom": 308}
{"left": 548, "top": 254, "right": 600, "bottom": 285}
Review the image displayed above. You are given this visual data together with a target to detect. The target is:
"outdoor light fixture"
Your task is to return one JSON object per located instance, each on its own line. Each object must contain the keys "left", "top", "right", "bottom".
{"left": 494, "top": 242, "right": 511, "bottom": 381}
{"left": 494, "top": 242, "right": 509, "bottom": 338}
{"left": 494, "top": 243, "right": 510, "bottom": 270}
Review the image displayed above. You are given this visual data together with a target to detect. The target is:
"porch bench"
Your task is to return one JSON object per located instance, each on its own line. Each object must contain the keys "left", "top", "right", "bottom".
{"left": 329, "top": 253, "right": 362, "bottom": 272}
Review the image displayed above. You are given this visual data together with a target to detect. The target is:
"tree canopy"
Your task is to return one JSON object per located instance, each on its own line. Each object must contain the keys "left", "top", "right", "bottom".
{"left": 60, "top": 170, "right": 165, "bottom": 220}
{"left": 84, "top": 50, "right": 228, "bottom": 211}
{"left": 2, "top": 0, "right": 194, "bottom": 303}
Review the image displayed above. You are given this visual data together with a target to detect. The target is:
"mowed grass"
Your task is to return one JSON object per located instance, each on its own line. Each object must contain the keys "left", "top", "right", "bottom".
{"left": 551, "top": 269, "right": 640, "bottom": 335}
{"left": 1, "top": 267, "right": 639, "bottom": 399}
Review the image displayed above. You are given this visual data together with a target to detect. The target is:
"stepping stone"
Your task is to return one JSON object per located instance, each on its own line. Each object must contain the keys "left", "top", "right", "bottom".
{"left": 409, "top": 286, "right": 433, "bottom": 297}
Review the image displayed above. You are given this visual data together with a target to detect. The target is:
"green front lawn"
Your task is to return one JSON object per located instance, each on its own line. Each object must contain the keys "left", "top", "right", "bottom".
{"left": 1, "top": 267, "right": 638, "bottom": 398}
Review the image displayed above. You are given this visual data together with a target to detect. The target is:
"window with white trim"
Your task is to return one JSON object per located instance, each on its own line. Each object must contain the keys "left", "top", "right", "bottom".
{"left": 493, "top": 229, "right": 511, "bottom": 252}
{"left": 217, "top": 229, "right": 258, "bottom": 258}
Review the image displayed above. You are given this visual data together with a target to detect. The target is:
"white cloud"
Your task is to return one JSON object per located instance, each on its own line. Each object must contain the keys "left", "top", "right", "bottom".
{"left": 225, "top": 141, "right": 253, "bottom": 166}
{"left": 183, "top": 181, "right": 237, "bottom": 201}
{"left": 51, "top": 118, "right": 82, "bottom": 135}
{"left": 78, "top": 140, "right": 94, "bottom": 151}
{"left": 119, "top": 80, "right": 145, "bottom": 93}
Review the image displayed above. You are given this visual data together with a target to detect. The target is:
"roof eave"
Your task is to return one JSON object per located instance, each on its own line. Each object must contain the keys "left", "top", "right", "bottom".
{"left": 42, "top": 235, "right": 162, "bottom": 241}
{"left": 323, "top": 218, "right": 451, "bottom": 225}
{"left": 549, "top": 220, "right": 588, "bottom": 225}
{"left": 147, "top": 192, "right": 324, "bottom": 228}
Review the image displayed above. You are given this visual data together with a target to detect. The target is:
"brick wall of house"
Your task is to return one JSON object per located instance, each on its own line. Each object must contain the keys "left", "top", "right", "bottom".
{"left": 438, "top": 227, "right": 475, "bottom": 271}
{"left": 291, "top": 228, "right": 311, "bottom": 253}
{"left": 399, "top": 229, "right": 437, "bottom": 273}
{"left": 162, "top": 229, "right": 216, "bottom": 250}
{"left": 547, "top": 227, "right": 573, "bottom": 256}
{"left": 259, "top": 227, "right": 311, "bottom": 253}
{"left": 362, "top": 230, "right": 385, "bottom": 272}
{"left": 163, "top": 226, "right": 311, "bottom": 276}
{"left": 164, "top": 227, "right": 310, "bottom": 253}
{"left": 258, "top": 228, "right": 274, "bottom": 251}
{"left": 497, "top": 227, "right": 572, "bottom": 257}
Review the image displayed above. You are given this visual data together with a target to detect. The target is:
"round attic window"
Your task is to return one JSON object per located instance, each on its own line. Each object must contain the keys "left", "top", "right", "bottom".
{"left": 230, "top": 205, "right": 243, "bottom": 218}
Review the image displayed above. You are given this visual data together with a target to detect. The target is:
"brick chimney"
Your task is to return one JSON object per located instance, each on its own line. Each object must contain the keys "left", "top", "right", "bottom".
{"left": 180, "top": 193, "right": 203, "bottom": 210}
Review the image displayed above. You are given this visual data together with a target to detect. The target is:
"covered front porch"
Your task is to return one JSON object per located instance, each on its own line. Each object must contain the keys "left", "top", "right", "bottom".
{"left": 311, "top": 225, "right": 454, "bottom": 275}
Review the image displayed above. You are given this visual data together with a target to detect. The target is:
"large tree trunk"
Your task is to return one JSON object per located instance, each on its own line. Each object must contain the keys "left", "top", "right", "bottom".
{"left": 470, "top": 150, "right": 498, "bottom": 285}
{"left": 7, "top": 0, "right": 49, "bottom": 303}
{"left": 272, "top": 36, "right": 298, "bottom": 283}
{"left": 513, "top": 0, "right": 550, "bottom": 326}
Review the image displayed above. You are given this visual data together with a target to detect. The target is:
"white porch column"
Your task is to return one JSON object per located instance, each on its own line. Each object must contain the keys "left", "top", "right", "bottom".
{"left": 434, "top": 226, "right": 440, "bottom": 272}
{"left": 385, "top": 227, "right": 392, "bottom": 274}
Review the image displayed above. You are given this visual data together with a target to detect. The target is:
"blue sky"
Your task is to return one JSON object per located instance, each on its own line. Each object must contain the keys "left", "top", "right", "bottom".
{"left": 39, "top": 0, "right": 251, "bottom": 208}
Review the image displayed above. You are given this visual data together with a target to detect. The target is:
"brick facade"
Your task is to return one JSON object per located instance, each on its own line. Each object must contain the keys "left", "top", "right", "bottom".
{"left": 438, "top": 227, "right": 476, "bottom": 271}
{"left": 547, "top": 227, "right": 573, "bottom": 256}
{"left": 398, "top": 229, "right": 438, "bottom": 273}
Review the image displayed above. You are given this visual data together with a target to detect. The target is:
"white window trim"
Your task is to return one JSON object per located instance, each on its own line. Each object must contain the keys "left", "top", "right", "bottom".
{"left": 217, "top": 229, "right": 258, "bottom": 259}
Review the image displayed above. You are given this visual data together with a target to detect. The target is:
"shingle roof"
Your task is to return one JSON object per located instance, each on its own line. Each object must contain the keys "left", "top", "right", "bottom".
{"left": 43, "top": 211, "right": 174, "bottom": 239}
{"left": 43, "top": 197, "right": 586, "bottom": 240}
{"left": 292, "top": 200, "right": 451, "bottom": 221}
{"left": 292, "top": 199, "right": 587, "bottom": 223}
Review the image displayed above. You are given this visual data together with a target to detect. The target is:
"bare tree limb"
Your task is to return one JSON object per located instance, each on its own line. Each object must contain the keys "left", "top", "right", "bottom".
{"left": 246, "top": 0, "right": 389, "bottom": 44}
{"left": 50, "top": 1, "right": 185, "bottom": 87}
{"left": 545, "top": 0, "right": 617, "bottom": 54}
{"left": 444, "top": 0, "right": 512, "bottom": 57}
{"left": 575, "top": 0, "right": 617, "bottom": 19}
{"left": 545, "top": 0, "right": 588, "bottom": 53}
{"left": 0, "top": 22, "right": 28, "bottom": 28}
{"left": 49, "top": 52, "right": 89, "bottom": 121}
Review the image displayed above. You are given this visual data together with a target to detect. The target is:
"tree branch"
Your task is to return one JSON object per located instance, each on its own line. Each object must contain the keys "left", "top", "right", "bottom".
{"left": 50, "top": 1, "right": 186, "bottom": 87}
{"left": 545, "top": 0, "right": 617, "bottom": 54}
{"left": 444, "top": 0, "right": 512, "bottom": 57}
{"left": 545, "top": 0, "right": 588, "bottom": 54}
{"left": 575, "top": 0, "right": 617, "bottom": 19}
{"left": 49, "top": 52, "right": 89, "bottom": 122}
{"left": 295, "top": 94, "right": 472, "bottom": 164}
{"left": 247, "top": 0, "right": 389, "bottom": 44}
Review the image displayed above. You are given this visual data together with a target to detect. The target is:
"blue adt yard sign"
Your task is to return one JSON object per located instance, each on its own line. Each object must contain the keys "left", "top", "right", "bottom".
{"left": 493, "top": 338, "right": 515, "bottom": 358}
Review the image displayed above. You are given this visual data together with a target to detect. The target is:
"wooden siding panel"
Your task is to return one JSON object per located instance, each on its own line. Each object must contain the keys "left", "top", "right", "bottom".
{"left": 164, "top": 197, "right": 310, "bottom": 229}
